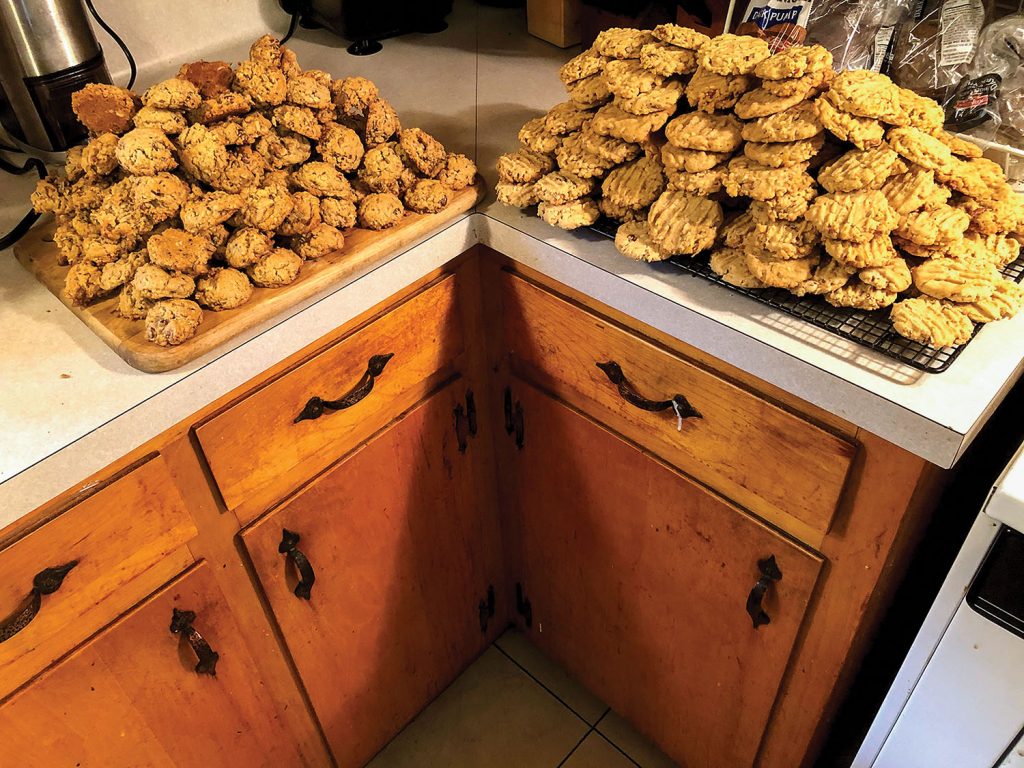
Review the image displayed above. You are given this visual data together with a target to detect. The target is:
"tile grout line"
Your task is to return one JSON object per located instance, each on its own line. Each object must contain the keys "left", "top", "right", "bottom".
{"left": 492, "top": 640, "right": 597, "bottom": 726}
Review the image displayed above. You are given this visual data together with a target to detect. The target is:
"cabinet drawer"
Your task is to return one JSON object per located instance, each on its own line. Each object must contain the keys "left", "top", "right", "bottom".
{"left": 500, "top": 272, "right": 856, "bottom": 540}
{"left": 195, "top": 273, "right": 465, "bottom": 517}
{"left": 0, "top": 455, "right": 196, "bottom": 698}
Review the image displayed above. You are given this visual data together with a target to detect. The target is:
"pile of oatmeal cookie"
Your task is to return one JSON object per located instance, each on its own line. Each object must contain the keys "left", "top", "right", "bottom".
{"left": 496, "top": 26, "right": 1024, "bottom": 349}
{"left": 30, "top": 35, "right": 476, "bottom": 348}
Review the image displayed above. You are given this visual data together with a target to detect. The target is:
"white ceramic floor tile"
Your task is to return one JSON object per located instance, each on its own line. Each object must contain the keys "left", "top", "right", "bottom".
{"left": 367, "top": 646, "right": 588, "bottom": 768}
{"left": 597, "top": 711, "right": 678, "bottom": 768}
{"left": 495, "top": 629, "right": 608, "bottom": 724}
{"left": 563, "top": 732, "right": 638, "bottom": 767}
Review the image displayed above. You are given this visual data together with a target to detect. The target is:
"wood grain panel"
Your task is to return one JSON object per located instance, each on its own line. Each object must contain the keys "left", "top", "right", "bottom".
{"left": 504, "top": 380, "right": 823, "bottom": 768}
{"left": 0, "top": 455, "right": 196, "bottom": 698}
{"left": 195, "top": 273, "right": 465, "bottom": 517}
{"left": 13, "top": 179, "right": 482, "bottom": 373}
{"left": 242, "top": 382, "right": 504, "bottom": 768}
{"left": 499, "top": 271, "right": 856, "bottom": 542}
{"left": 0, "top": 562, "right": 303, "bottom": 767}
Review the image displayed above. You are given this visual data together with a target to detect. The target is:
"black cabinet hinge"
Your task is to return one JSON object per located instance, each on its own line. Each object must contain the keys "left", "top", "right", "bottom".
{"left": 454, "top": 389, "right": 478, "bottom": 454}
{"left": 503, "top": 387, "right": 524, "bottom": 450}
{"left": 478, "top": 584, "right": 496, "bottom": 632}
{"left": 515, "top": 582, "right": 532, "bottom": 628}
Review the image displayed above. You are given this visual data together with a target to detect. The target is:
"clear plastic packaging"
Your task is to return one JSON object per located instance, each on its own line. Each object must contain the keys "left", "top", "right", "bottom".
{"left": 806, "top": 0, "right": 912, "bottom": 71}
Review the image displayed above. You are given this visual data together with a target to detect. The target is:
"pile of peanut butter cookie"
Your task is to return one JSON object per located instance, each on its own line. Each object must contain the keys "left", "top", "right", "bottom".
{"left": 496, "top": 25, "right": 1024, "bottom": 349}
{"left": 30, "top": 36, "right": 476, "bottom": 348}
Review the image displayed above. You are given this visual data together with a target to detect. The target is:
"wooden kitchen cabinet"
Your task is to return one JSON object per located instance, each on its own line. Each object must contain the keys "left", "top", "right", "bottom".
{"left": 0, "top": 562, "right": 303, "bottom": 767}
{"left": 241, "top": 378, "right": 505, "bottom": 768}
{"left": 501, "top": 378, "right": 823, "bottom": 767}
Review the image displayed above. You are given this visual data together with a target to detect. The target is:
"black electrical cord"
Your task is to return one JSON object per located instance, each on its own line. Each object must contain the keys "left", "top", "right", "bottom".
{"left": 0, "top": 154, "right": 47, "bottom": 251}
{"left": 83, "top": 0, "right": 137, "bottom": 89}
{"left": 281, "top": 11, "right": 300, "bottom": 44}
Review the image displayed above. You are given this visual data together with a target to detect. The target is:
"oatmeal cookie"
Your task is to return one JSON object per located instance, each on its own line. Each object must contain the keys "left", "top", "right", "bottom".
{"left": 495, "top": 181, "right": 538, "bottom": 208}
{"left": 748, "top": 186, "right": 819, "bottom": 221}
{"left": 754, "top": 44, "right": 832, "bottom": 80}
{"left": 225, "top": 227, "right": 273, "bottom": 268}
{"left": 100, "top": 250, "right": 147, "bottom": 291}
{"left": 249, "top": 34, "right": 284, "bottom": 68}
{"left": 685, "top": 66, "right": 755, "bottom": 112}
{"left": 178, "top": 124, "right": 230, "bottom": 182}
{"left": 289, "top": 161, "right": 352, "bottom": 198}
{"left": 746, "top": 251, "right": 818, "bottom": 288}
{"left": 762, "top": 68, "right": 833, "bottom": 99}
{"left": 233, "top": 60, "right": 288, "bottom": 107}
{"left": 661, "top": 144, "right": 730, "bottom": 173}
{"left": 665, "top": 111, "right": 742, "bottom": 153}
{"left": 404, "top": 179, "right": 450, "bottom": 213}
{"left": 886, "top": 126, "right": 953, "bottom": 172}
{"left": 814, "top": 96, "right": 885, "bottom": 150}
{"left": 585, "top": 130, "right": 641, "bottom": 165}
{"left": 591, "top": 104, "right": 672, "bottom": 143}
{"left": 147, "top": 228, "right": 215, "bottom": 276}
{"left": 544, "top": 101, "right": 594, "bottom": 135}
{"left": 287, "top": 74, "right": 331, "bottom": 109}
{"left": 331, "top": 76, "right": 379, "bottom": 116}
{"left": 912, "top": 257, "right": 1000, "bottom": 302}
{"left": 890, "top": 297, "right": 974, "bottom": 347}
{"left": 823, "top": 236, "right": 900, "bottom": 269}
{"left": 666, "top": 166, "right": 725, "bottom": 195}
{"left": 559, "top": 49, "right": 606, "bottom": 85}
{"left": 358, "top": 192, "right": 405, "bottom": 229}
{"left": 930, "top": 130, "right": 983, "bottom": 159}
{"left": 817, "top": 146, "right": 901, "bottom": 193}
{"left": 145, "top": 299, "right": 203, "bottom": 346}
{"left": 697, "top": 34, "right": 770, "bottom": 76}
{"left": 791, "top": 259, "right": 855, "bottom": 296}
{"left": 709, "top": 246, "right": 765, "bottom": 287}
{"left": 116, "top": 283, "right": 154, "bottom": 320}
{"left": 805, "top": 191, "right": 899, "bottom": 242}
{"left": 594, "top": 27, "right": 654, "bottom": 59}
{"left": 240, "top": 184, "right": 294, "bottom": 231}
{"left": 400, "top": 128, "right": 447, "bottom": 177}
{"left": 141, "top": 79, "right": 200, "bottom": 113}
{"left": 647, "top": 192, "right": 722, "bottom": 255}
{"left": 497, "top": 148, "right": 555, "bottom": 184}
{"left": 605, "top": 60, "right": 664, "bottom": 100}
{"left": 63, "top": 262, "right": 107, "bottom": 306}
{"left": 958, "top": 280, "right": 1024, "bottom": 323}
{"left": 895, "top": 204, "right": 970, "bottom": 246}
{"left": 881, "top": 168, "right": 940, "bottom": 215}
{"left": 247, "top": 247, "right": 302, "bottom": 287}
{"left": 132, "top": 263, "right": 196, "bottom": 300}
{"left": 826, "top": 280, "right": 898, "bottom": 310}
{"left": 114, "top": 128, "right": 177, "bottom": 175}
{"left": 277, "top": 191, "right": 321, "bottom": 236}
{"left": 613, "top": 221, "right": 668, "bottom": 262}
{"left": 71, "top": 83, "right": 138, "bottom": 134}
{"left": 538, "top": 198, "right": 600, "bottom": 229}
{"left": 640, "top": 42, "right": 698, "bottom": 77}
{"left": 724, "top": 156, "right": 812, "bottom": 201}
{"left": 720, "top": 212, "right": 757, "bottom": 248}
{"left": 316, "top": 123, "right": 364, "bottom": 171}
{"left": 733, "top": 88, "right": 806, "bottom": 120}
{"left": 365, "top": 97, "right": 401, "bottom": 145}
{"left": 741, "top": 101, "right": 822, "bottom": 143}
{"left": 177, "top": 60, "right": 234, "bottom": 98}
{"left": 194, "top": 267, "right": 252, "bottom": 310}
{"left": 568, "top": 73, "right": 612, "bottom": 108}
{"left": 133, "top": 106, "right": 188, "bottom": 135}
{"left": 519, "top": 117, "right": 561, "bottom": 154}
{"left": 826, "top": 70, "right": 901, "bottom": 122}
{"left": 188, "top": 91, "right": 254, "bottom": 125}
{"left": 893, "top": 235, "right": 959, "bottom": 260}
{"left": 320, "top": 197, "right": 358, "bottom": 229}
{"left": 616, "top": 80, "right": 684, "bottom": 115}
{"left": 292, "top": 223, "right": 345, "bottom": 259}
{"left": 743, "top": 135, "right": 823, "bottom": 168}
{"left": 81, "top": 133, "right": 120, "bottom": 177}
{"left": 859, "top": 258, "right": 912, "bottom": 292}
{"left": 602, "top": 156, "right": 665, "bottom": 209}
{"left": 752, "top": 217, "right": 820, "bottom": 259}
{"left": 652, "top": 23, "right": 710, "bottom": 49}
{"left": 599, "top": 197, "right": 646, "bottom": 222}
{"left": 438, "top": 153, "right": 477, "bottom": 190}
{"left": 180, "top": 191, "right": 243, "bottom": 233}
{"left": 358, "top": 143, "right": 405, "bottom": 194}
{"left": 272, "top": 105, "right": 322, "bottom": 140}
{"left": 535, "top": 171, "right": 594, "bottom": 205}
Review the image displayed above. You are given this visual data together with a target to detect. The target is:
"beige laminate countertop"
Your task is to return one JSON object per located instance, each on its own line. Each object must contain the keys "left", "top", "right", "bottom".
{"left": 2, "top": 0, "right": 1022, "bottom": 529}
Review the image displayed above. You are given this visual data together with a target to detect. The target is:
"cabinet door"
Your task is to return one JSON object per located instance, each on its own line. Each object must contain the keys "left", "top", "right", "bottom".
{"left": 242, "top": 380, "right": 504, "bottom": 768}
{"left": 0, "top": 562, "right": 303, "bottom": 768}
{"left": 502, "top": 380, "right": 823, "bottom": 768}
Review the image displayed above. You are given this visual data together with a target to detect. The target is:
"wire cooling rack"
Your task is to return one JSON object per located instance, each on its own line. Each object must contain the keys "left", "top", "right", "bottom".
{"left": 591, "top": 219, "right": 1024, "bottom": 374}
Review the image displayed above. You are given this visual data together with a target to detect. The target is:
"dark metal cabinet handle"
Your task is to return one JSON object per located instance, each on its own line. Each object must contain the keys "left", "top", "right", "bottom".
{"left": 746, "top": 555, "right": 783, "bottom": 629}
{"left": 596, "top": 361, "right": 702, "bottom": 428}
{"left": 294, "top": 353, "right": 394, "bottom": 423}
{"left": 170, "top": 608, "right": 220, "bottom": 676}
{"left": 0, "top": 561, "right": 78, "bottom": 644}
{"left": 279, "top": 528, "right": 316, "bottom": 600}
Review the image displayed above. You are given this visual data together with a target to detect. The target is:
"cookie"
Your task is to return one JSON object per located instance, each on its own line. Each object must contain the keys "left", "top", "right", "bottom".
{"left": 591, "top": 104, "right": 672, "bottom": 143}
{"left": 188, "top": 91, "right": 254, "bottom": 125}
{"left": 709, "top": 246, "right": 764, "bottom": 287}
{"left": 71, "top": 83, "right": 139, "bottom": 134}
{"left": 733, "top": 88, "right": 807, "bottom": 120}
{"left": 696, "top": 34, "right": 771, "bottom": 76}
{"left": 63, "top": 262, "right": 107, "bottom": 306}
{"left": 665, "top": 111, "right": 742, "bottom": 153}
{"left": 147, "top": 228, "right": 215, "bottom": 276}
{"left": 790, "top": 259, "right": 855, "bottom": 296}
{"left": 495, "top": 181, "right": 538, "bottom": 208}
{"left": 331, "top": 76, "right": 379, "bottom": 115}
{"left": 233, "top": 60, "right": 288, "bottom": 108}
{"left": 894, "top": 204, "right": 970, "bottom": 246}
{"left": 805, "top": 191, "right": 899, "bottom": 242}
{"left": 859, "top": 258, "right": 912, "bottom": 293}
{"left": 594, "top": 27, "right": 654, "bottom": 59}
{"left": 890, "top": 297, "right": 975, "bottom": 347}
{"left": 754, "top": 44, "right": 833, "bottom": 80}
{"left": 930, "top": 130, "right": 983, "bottom": 159}
{"left": 616, "top": 80, "right": 684, "bottom": 115}
{"left": 81, "top": 132, "right": 121, "bottom": 177}
{"left": 437, "top": 153, "right": 477, "bottom": 190}
{"left": 225, "top": 227, "right": 273, "bottom": 268}
{"left": 535, "top": 171, "right": 595, "bottom": 205}
{"left": 962, "top": 232, "right": 1022, "bottom": 268}
{"left": 724, "top": 156, "right": 813, "bottom": 201}
{"left": 287, "top": 74, "right": 332, "bottom": 109}
{"left": 741, "top": 101, "right": 822, "bottom": 143}
{"left": 639, "top": 42, "right": 699, "bottom": 77}
{"left": 957, "top": 280, "right": 1024, "bottom": 323}
{"left": 661, "top": 143, "right": 729, "bottom": 173}
{"left": 400, "top": 127, "right": 446, "bottom": 177}
{"left": 887, "top": 126, "right": 954, "bottom": 172}
{"left": 583, "top": 130, "right": 641, "bottom": 165}
{"left": 761, "top": 68, "right": 833, "bottom": 99}
{"left": 881, "top": 167, "right": 941, "bottom": 215}
{"left": 133, "top": 106, "right": 188, "bottom": 135}
{"left": 666, "top": 166, "right": 725, "bottom": 195}
{"left": 555, "top": 135, "right": 612, "bottom": 179}
{"left": 519, "top": 117, "right": 561, "bottom": 154}
{"left": 602, "top": 156, "right": 665, "bottom": 209}
{"left": 292, "top": 223, "right": 346, "bottom": 259}
{"left": 364, "top": 97, "right": 401, "bottom": 145}
{"left": 746, "top": 251, "right": 818, "bottom": 288}
{"left": 826, "top": 70, "right": 901, "bottom": 122}
{"left": 652, "top": 24, "right": 710, "bottom": 50}
{"left": 320, "top": 197, "right": 358, "bottom": 229}
{"left": 538, "top": 198, "right": 600, "bottom": 229}
{"left": 615, "top": 221, "right": 670, "bottom": 262}
{"left": 559, "top": 49, "right": 606, "bottom": 85}
{"left": 272, "top": 105, "right": 322, "bottom": 140}
{"left": 145, "top": 299, "right": 203, "bottom": 346}
{"left": 825, "top": 280, "right": 898, "bottom": 310}
{"left": 194, "top": 267, "right": 253, "bottom": 310}
{"left": 743, "top": 134, "right": 823, "bottom": 168}
{"left": 605, "top": 60, "right": 664, "bottom": 100}
{"left": 358, "top": 192, "right": 405, "bottom": 229}
{"left": 317, "top": 123, "right": 365, "bottom": 171}
{"left": 240, "top": 184, "right": 295, "bottom": 231}
{"left": 599, "top": 196, "right": 646, "bottom": 222}
{"left": 545, "top": 101, "right": 595, "bottom": 135}
{"left": 496, "top": 149, "right": 555, "bottom": 184}
{"left": 142, "top": 78, "right": 202, "bottom": 111}
{"left": 569, "top": 73, "right": 613, "bottom": 108}
{"left": 956, "top": 196, "right": 1024, "bottom": 236}
{"left": 748, "top": 186, "right": 818, "bottom": 221}
{"left": 817, "top": 146, "right": 901, "bottom": 193}
{"left": 823, "top": 236, "right": 900, "bottom": 269}
{"left": 894, "top": 88, "right": 944, "bottom": 131}
{"left": 912, "top": 258, "right": 1000, "bottom": 302}
{"left": 720, "top": 212, "right": 757, "bottom": 248}
{"left": 177, "top": 60, "right": 234, "bottom": 99}
{"left": 647, "top": 192, "right": 722, "bottom": 255}
{"left": 277, "top": 191, "right": 321, "bottom": 236}
{"left": 685, "top": 66, "right": 755, "bottom": 112}
{"left": 180, "top": 190, "right": 243, "bottom": 232}
{"left": 752, "top": 217, "right": 820, "bottom": 259}
{"left": 815, "top": 97, "right": 885, "bottom": 151}
{"left": 247, "top": 247, "right": 302, "bottom": 287}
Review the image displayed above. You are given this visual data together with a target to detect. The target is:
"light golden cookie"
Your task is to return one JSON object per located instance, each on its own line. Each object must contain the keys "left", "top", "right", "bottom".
{"left": 661, "top": 143, "right": 730, "bottom": 173}
{"left": 358, "top": 192, "right": 405, "bottom": 229}
{"left": 292, "top": 223, "right": 346, "bottom": 259}
{"left": 495, "top": 181, "right": 538, "bottom": 208}
{"left": 403, "top": 179, "right": 450, "bottom": 213}
{"left": 818, "top": 146, "right": 902, "bottom": 193}
{"left": 598, "top": 196, "right": 646, "bottom": 222}
{"left": 194, "top": 267, "right": 253, "bottom": 310}
{"left": 710, "top": 246, "right": 765, "bottom": 287}
{"left": 247, "top": 247, "right": 302, "bottom": 287}
{"left": 555, "top": 134, "right": 613, "bottom": 179}
{"left": 594, "top": 27, "right": 654, "bottom": 59}
{"left": 317, "top": 123, "right": 365, "bottom": 171}
{"left": 912, "top": 258, "right": 1000, "bottom": 302}
{"left": 591, "top": 104, "right": 672, "bottom": 143}
{"left": 615, "top": 221, "right": 670, "bottom": 262}
{"left": 958, "top": 280, "right": 1024, "bottom": 322}
{"left": 887, "top": 126, "right": 954, "bottom": 172}
{"left": 895, "top": 204, "right": 970, "bottom": 246}
{"left": 685, "top": 66, "right": 755, "bottom": 112}
{"left": 602, "top": 156, "right": 665, "bottom": 209}
{"left": 147, "top": 228, "right": 215, "bottom": 276}
{"left": 697, "top": 34, "right": 770, "bottom": 76}
{"left": 890, "top": 297, "right": 975, "bottom": 347}
{"left": 752, "top": 217, "right": 819, "bottom": 260}
{"left": 743, "top": 135, "right": 824, "bottom": 168}
{"left": 826, "top": 69, "right": 901, "bottom": 122}
{"left": 364, "top": 96, "right": 401, "bottom": 146}
{"left": 859, "top": 258, "right": 912, "bottom": 293}
{"left": 559, "top": 49, "right": 605, "bottom": 85}
{"left": 720, "top": 212, "right": 757, "bottom": 248}
{"left": 733, "top": 88, "right": 806, "bottom": 120}
{"left": 496, "top": 149, "right": 555, "bottom": 184}
{"left": 519, "top": 117, "right": 561, "bottom": 154}
{"left": 826, "top": 280, "right": 898, "bottom": 310}
{"left": 762, "top": 68, "right": 833, "bottom": 99}
{"left": 930, "top": 130, "right": 983, "bottom": 159}
{"left": 400, "top": 127, "right": 447, "bottom": 177}
{"left": 180, "top": 191, "right": 243, "bottom": 233}
{"left": 544, "top": 101, "right": 595, "bottom": 135}
{"left": 746, "top": 251, "right": 818, "bottom": 288}
{"left": 616, "top": 80, "right": 684, "bottom": 115}
{"left": 437, "top": 153, "right": 477, "bottom": 190}
{"left": 225, "top": 227, "right": 273, "bottom": 268}
{"left": 665, "top": 111, "right": 742, "bottom": 153}
{"left": 145, "top": 299, "right": 203, "bottom": 346}
{"left": 754, "top": 44, "right": 832, "bottom": 80}
{"left": 538, "top": 198, "right": 600, "bottom": 229}
{"left": 63, "top": 262, "right": 106, "bottom": 306}
{"left": 748, "top": 186, "right": 818, "bottom": 222}
{"left": 894, "top": 88, "right": 944, "bottom": 130}
{"left": 640, "top": 42, "right": 699, "bottom": 77}
{"left": 113, "top": 128, "right": 177, "bottom": 175}
{"left": 814, "top": 96, "right": 885, "bottom": 150}
{"left": 652, "top": 24, "right": 710, "bottom": 50}
{"left": 724, "top": 156, "right": 813, "bottom": 201}
{"left": 741, "top": 101, "right": 822, "bottom": 143}
{"left": 568, "top": 73, "right": 613, "bottom": 108}
{"left": 647, "top": 192, "right": 722, "bottom": 255}
{"left": 665, "top": 166, "right": 725, "bottom": 196}
{"left": 133, "top": 105, "right": 187, "bottom": 135}
{"left": 240, "top": 184, "right": 295, "bottom": 231}
{"left": 805, "top": 191, "right": 899, "bottom": 242}
{"left": 881, "top": 167, "right": 940, "bottom": 215}
{"left": 962, "top": 232, "right": 1022, "bottom": 267}
{"left": 142, "top": 78, "right": 202, "bottom": 110}
{"left": 535, "top": 171, "right": 595, "bottom": 204}
{"left": 823, "top": 236, "right": 900, "bottom": 269}
{"left": 583, "top": 130, "right": 641, "bottom": 165}
{"left": 320, "top": 197, "right": 358, "bottom": 229}
{"left": 791, "top": 259, "right": 855, "bottom": 296}
{"left": 956, "top": 196, "right": 1024, "bottom": 236}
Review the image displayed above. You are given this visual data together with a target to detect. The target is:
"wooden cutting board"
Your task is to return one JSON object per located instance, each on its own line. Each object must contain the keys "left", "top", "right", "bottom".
{"left": 14, "top": 179, "right": 483, "bottom": 373}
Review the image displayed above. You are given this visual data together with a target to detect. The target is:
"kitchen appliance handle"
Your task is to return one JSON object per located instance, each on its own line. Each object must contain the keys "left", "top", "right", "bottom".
{"left": 294, "top": 353, "right": 394, "bottom": 423}
{"left": 278, "top": 528, "right": 316, "bottom": 600}
{"left": 169, "top": 608, "right": 220, "bottom": 676}
{"left": 746, "top": 555, "right": 783, "bottom": 629}
{"left": 0, "top": 562, "right": 78, "bottom": 644}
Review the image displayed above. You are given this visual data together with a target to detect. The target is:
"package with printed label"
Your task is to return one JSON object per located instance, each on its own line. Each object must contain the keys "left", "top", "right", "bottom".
{"left": 735, "top": 0, "right": 813, "bottom": 53}
{"left": 804, "top": 0, "right": 912, "bottom": 72}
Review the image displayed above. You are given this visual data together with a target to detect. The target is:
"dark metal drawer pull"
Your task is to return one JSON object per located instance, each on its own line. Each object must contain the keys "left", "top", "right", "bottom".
{"left": 170, "top": 608, "right": 220, "bottom": 676}
{"left": 0, "top": 561, "right": 78, "bottom": 644}
{"left": 294, "top": 353, "right": 394, "bottom": 423}
{"left": 746, "top": 555, "right": 783, "bottom": 629}
{"left": 279, "top": 528, "right": 316, "bottom": 600}
{"left": 596, "top": 361, "right": 702, "bottom": 430}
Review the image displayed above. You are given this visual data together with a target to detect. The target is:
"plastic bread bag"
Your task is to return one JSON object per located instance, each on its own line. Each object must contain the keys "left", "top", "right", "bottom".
{"left": 805, "top": 0, "right": 912, "bottom": 72}
{"left": 734, "top": 0, "right": 815, "bottom": 52}
{"left": 889, "top": 0, "right": 991, "bottom": 101}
